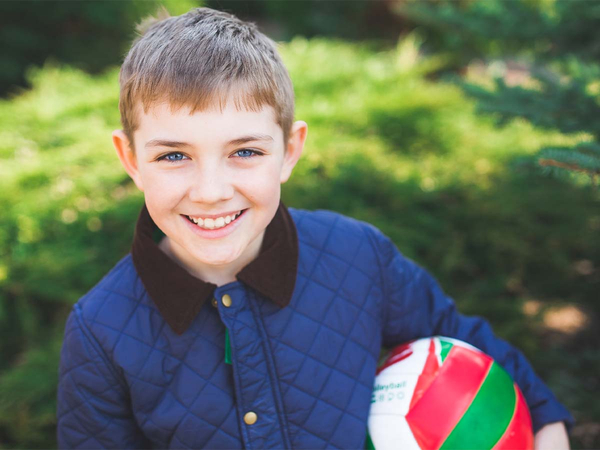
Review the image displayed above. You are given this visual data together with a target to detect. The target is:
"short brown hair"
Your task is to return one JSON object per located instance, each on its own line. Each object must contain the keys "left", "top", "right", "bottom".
{"left": 119, "top": 7, "right": 295, "bottom": 152}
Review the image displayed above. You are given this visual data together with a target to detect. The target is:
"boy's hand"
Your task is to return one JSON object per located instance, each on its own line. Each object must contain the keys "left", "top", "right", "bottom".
{"left": 534, "top": 422, "right": 570, "bottom": 450}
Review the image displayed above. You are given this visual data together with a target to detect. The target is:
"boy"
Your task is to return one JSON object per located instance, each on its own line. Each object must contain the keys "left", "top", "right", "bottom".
{"left": 57, "top": 7, "right": 573, "bottom": 449}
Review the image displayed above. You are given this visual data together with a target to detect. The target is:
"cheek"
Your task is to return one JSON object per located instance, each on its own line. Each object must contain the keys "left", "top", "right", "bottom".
{"left": 239, "top": 167, "right": 281, "bottom": 202}
{"left": 142, "top": 173, "right": 187, "bottom": 206}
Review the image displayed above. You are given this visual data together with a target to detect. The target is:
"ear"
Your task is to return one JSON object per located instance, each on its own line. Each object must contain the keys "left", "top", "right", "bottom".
{"left": 112, "top": 130, "right": 144, "bottom": 192}
{"left": 280, "top": 120, "right": 308, "bottom": 184}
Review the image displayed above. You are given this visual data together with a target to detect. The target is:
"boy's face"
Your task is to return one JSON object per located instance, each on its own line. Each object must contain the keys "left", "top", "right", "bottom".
{"left": 113, "top": 99, "right": 306, "bottom": 279}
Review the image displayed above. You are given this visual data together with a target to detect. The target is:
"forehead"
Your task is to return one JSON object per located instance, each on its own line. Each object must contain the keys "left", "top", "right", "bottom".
{"left": 136, "top": 98, "right": 280, "bottom": 141}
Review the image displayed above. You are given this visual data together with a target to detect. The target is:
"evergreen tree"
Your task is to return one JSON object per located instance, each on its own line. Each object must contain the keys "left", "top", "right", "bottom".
{"left": 395, "top": 0, "right": 600, "bottom": 187}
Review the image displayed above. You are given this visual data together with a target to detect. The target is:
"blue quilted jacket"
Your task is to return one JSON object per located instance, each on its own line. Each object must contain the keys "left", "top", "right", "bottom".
{"left": 57, "top": 207, "right": 573, "bottom": 449}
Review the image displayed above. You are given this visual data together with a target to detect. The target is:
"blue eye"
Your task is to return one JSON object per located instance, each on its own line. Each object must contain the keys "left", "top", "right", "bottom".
{"left": 234, "top": 149, "right": 262, "bottom": 158}
{"left": 158, "top": 152, "right": 187, "bottom": 163}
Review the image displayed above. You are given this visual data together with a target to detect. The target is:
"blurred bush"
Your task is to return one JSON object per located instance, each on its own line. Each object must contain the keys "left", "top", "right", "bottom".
{"left": 0, "top": 0, "right": 201, "bottom": 96}
{"left": 394, "top": 0, "right": 600, "bottom": 186}
{"left": 393, "top": 0, "right": 600, "bottom": 68}
{"left": 0, "top": 37, "right": 598, "bottom": 448}
{"left": 205, "top": 0, "right": 404, "bottom": 41}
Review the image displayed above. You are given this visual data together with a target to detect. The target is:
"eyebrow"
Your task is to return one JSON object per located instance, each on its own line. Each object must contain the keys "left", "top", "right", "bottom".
{"left": 144, "top": 134, "right": 274, "bottom": 150}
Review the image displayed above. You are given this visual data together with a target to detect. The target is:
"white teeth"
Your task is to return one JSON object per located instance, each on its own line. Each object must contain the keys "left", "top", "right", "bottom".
{"left": 187, "top": 210, "right": 243, "bottom": 230}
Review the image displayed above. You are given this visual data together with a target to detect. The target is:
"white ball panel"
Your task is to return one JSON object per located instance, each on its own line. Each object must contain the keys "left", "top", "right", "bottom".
{"left": 368, "top": 415, "right": 421, "bottom": 450}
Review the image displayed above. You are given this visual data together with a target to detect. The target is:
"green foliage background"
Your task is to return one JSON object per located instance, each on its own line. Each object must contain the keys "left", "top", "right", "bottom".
{"left": 0, "top": 0, "right": 201, "bottom": 96}
{"left": 0, "top": 35, "right": 598, "bottom": 450}
{"left": 397, "top": 0, "right": 600, "bottom": 186}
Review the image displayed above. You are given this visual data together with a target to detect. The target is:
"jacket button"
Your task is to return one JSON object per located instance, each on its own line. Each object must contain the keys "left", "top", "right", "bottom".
{"left": 211, "top": 298, "right": 218, "bottom": 308}
{"left": 243, "top": 411, "right": 257, "bottom": 425}
{"left": 221, "top": 294, "right": 232, "bottom": 307}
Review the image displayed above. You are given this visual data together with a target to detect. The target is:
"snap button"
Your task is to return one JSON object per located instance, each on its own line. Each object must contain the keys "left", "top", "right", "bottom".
{"left": 211, "top": 298, "right": 218, "bottom": 308}
{"left": 221, "top": 294, "right": 232, "bottom": 307}
{"left": 243, "top": 411, "right": 257, "bottom": 425}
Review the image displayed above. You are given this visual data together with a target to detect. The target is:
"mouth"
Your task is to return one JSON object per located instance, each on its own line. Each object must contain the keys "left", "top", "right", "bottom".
{"left": 183, "top": 208, "right": 248, "bottom": 231}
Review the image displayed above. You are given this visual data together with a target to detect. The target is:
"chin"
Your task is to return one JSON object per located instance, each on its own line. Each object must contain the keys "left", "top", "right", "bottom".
{"left": 192, "top": 249, "right": 241, "bottom": 267}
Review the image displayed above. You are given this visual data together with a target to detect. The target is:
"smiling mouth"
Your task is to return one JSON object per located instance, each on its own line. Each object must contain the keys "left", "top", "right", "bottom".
{"left": 184, "top": 209, "right": 247, "bottom": 230}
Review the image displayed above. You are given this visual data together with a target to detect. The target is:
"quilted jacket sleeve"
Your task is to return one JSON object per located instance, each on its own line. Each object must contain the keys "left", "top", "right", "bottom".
{"left": 369, "top": 227, "right": 575, "bottom": 434}
{"left": 57, "top": 305, "right": 150, "bottom": 449}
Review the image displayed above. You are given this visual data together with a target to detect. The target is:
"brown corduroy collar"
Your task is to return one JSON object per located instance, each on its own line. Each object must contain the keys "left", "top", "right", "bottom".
{"left": 131, "top": 200, "right": 299, "bottom": 335}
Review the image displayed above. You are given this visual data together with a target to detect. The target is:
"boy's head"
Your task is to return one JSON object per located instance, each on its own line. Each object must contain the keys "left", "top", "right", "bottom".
{"left": 118, "top": 7, "right": 296, "bottom": 152}
{"left": 112, "top": 7, "right": 307, "bottom": 282}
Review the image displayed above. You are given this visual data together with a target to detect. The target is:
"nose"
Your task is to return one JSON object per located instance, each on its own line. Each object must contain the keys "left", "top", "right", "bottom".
{"left": 188, "top": 161, "right": 235, "bottom": 204}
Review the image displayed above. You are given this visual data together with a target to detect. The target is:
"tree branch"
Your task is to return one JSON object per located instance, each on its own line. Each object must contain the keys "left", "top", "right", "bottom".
{"left": 538, "top": 158, "right": 600, "bottom": 175}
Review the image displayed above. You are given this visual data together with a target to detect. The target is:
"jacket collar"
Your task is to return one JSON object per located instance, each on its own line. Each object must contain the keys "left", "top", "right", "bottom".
{"left": 131, "top": 200, "right": 298, "bottom": 335}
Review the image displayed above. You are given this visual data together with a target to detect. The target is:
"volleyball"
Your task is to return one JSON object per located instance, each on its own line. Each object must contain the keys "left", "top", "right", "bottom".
{"left": 366, "top": 336, "right": 534, "bottom": 450}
